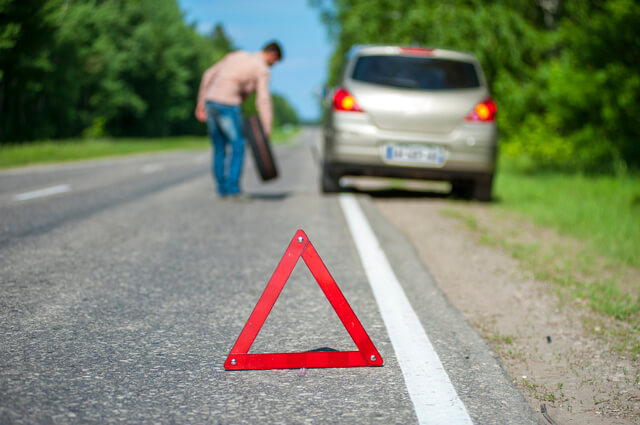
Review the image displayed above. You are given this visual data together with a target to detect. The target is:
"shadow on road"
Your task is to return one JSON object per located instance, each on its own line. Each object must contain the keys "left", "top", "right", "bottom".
{"left": 332, "top": 185, "right": 453, "bottom": 200}
{"left": 329, "top": 182, "right": 501, "bottom": 203}
{"left": 358, "top": 188, "right": 449, "bottom": 199}
{"left": 306, "top": 347, "right": 339, "bottom": 352}
{"left": 247, "top": 192, "right": 292, "bottom": 201}
{"left": 361, "top": 188, "right": 502, "bottom": 203}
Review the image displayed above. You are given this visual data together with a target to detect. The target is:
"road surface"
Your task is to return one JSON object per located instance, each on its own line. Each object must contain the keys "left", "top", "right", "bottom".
{"left": 0, "top": 129, "right": 540, "bottom": 424}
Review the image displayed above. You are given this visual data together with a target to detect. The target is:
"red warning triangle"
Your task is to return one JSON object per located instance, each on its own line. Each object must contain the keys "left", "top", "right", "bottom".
{"left": 224, "top": 229, "right": 383, "bottom": 370}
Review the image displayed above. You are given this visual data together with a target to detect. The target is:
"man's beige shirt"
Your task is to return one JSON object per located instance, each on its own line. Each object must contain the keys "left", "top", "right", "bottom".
{"left": 197, "top": 51, "right": 273, "bottom": 135}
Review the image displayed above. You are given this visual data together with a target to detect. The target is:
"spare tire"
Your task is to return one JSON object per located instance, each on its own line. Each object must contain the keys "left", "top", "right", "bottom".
{"left": 243, "top": 115, "right": 278, "bottom": 181}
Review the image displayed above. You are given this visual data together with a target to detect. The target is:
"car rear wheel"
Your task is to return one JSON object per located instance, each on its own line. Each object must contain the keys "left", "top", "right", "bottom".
{"left": 321, "top": 164, "right": 341, "bottom": 193}
{"left": 451, "top": 180, "right": 473, "bottom": 199}
{"left": 451, "top": 175, "right": 493, "bottom": 202}
{"left": 472, "top": 175, "right": 493, "bottom": 202}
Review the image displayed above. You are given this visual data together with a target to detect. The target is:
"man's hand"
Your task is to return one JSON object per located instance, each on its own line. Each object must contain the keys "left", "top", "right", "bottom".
{"left": 195, "top": 104, "right": 207, "bottom": 123}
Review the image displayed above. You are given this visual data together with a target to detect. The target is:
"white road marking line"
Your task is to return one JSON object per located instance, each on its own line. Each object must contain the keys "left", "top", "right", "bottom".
{"left": 339, "top": 194, "right": 472, "bottom": 425}
{"left": 14, "top": 184, "right": 71, "bottom": 201}
{"left": 141, "top": 163, "right": 165, "bottom": 174}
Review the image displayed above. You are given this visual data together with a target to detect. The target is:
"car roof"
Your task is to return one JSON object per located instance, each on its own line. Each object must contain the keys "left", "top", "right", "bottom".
{"left": 346, "top": 45, "right": 478, "bottom": 62}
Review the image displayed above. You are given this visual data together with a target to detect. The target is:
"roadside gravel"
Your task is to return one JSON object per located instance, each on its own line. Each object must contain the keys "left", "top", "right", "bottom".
{"left": 374, "top": 198, "right": 640, "bottom": 425}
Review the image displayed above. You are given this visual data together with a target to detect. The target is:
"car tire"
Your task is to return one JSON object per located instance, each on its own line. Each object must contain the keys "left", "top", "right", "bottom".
{"left": 321, "top": 164, "right": 341, "bottom": 193}
{"left": 472, "top": 175, "right": 493, "bottom": 202}
{"left": 451, "top": 180, "right": 473, "bottom": 199}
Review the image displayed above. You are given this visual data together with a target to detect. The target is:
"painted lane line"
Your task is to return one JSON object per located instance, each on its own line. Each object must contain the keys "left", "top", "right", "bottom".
{"left": 14, "top": 184, "right": 71, "bottom": 201}
{"left": 141, "top": 163, "right": 165, "bottom": 174}
{"left": 339, "top": 194, "right": 472, "bottom": 425}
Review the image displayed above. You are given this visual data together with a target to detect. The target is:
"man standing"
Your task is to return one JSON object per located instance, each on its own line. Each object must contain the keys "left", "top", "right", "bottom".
{"left": 195, "top": 41, "right": 282, "bottom": 198}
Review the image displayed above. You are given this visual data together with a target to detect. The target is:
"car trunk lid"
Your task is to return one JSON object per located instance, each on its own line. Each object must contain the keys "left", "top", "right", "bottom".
{"left": 346, "top": 54, "right": 488, "bottom": 134}
{"left": 350, "top": 84, "right": 486, "bottom": 134}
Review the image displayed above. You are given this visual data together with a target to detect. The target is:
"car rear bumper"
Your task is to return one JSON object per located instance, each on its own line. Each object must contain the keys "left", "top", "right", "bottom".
{"left": 324, "top": 116, "right": 498, "bottom": 176}
{"left": 325, "top": 161, "right": 493, "bottom": 182}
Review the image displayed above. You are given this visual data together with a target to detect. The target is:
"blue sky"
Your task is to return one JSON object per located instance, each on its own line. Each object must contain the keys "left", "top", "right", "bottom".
{"left": 178, "top": 0, "right": 332, "bottom": 121}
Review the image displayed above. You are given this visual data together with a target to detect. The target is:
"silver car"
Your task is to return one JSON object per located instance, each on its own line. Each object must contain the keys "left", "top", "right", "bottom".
{"left": 321, "top": 45, "right": 498, "bottom": 200}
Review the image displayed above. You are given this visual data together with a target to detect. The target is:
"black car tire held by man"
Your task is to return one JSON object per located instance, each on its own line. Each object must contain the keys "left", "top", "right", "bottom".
{"left": 244, "top": 114, "right": 278, "bottom": 181}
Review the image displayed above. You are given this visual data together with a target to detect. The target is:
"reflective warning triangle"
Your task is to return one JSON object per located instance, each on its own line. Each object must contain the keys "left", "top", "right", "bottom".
{"left": 224, "top": 229, "right": 383, "bottom": 370}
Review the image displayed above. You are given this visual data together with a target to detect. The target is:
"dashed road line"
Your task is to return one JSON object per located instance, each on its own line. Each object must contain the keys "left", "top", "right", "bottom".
{"left": 141, "top": 163, "right": 165, "bottom": 174}
{"left": 339, "top": 193, "right": 473, "bottom": 425}
{"left": 13, "top": 184, "right": 71, "bottom": 201}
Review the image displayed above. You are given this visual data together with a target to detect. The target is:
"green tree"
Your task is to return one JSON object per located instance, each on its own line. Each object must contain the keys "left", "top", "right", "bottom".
{"left": 207, "top": 23, "right": 234, "bottom": 54}
{"left": 311, "top": 0, "right": 640, "bottom": 172}
{"left": 53, "top": 0, "right": 222, "bottom": 138}
{"left": 513, "top": 0, "right": 640, "bottom": 172}
{"left": 0, "top": 0, "right": 65, "bottom": 141}
{"left": 0, "top": 0, "right": 236, "bottom": 141}
{"left": 272, "top": 93, "right": 300, "bottom": 127}
{"left": 242, "top": 92, "right": 299, "bottom": 129}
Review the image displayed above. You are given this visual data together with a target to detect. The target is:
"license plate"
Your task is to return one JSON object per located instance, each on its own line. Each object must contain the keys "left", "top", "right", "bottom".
{"left": 384, "top": 144, "right": 445, "bottom": 166}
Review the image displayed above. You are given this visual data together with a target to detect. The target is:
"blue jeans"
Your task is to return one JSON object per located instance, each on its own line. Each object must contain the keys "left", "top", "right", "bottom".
{"left": 205, "top": 101, "right": 245, "bottom": 195}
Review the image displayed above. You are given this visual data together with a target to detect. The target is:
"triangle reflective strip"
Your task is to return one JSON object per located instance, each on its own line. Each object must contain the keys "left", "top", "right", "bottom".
{"left": 224, "top": 229, "right": 383, "bottom": 370}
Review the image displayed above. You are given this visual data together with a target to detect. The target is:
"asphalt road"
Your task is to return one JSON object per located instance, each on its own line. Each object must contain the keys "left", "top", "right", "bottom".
{"left": 0, "top": 129, "right": 540, "bottom": 424}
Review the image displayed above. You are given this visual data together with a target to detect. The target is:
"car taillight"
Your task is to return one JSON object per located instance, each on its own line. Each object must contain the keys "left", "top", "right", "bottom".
{"left": 466, "top": 98, "right": 497, "bottom": 122}
{"left": 400, "top": 47, "right": 435, "bottom": 56}
{"left": 333, "top": 87, "right": 363, "bottom": 112}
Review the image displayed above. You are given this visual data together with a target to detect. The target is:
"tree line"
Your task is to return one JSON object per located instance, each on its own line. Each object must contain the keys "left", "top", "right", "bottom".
{"left": 312, "top": 0, "right": 639, "bottom": 173}
{"left": 0, "top": 0, "right": 299, "bottom": 143}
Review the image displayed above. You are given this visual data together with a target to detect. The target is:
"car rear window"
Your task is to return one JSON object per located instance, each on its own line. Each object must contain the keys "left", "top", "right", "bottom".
{"left": 351, "top": 55, "right": 480, "bottom": 90}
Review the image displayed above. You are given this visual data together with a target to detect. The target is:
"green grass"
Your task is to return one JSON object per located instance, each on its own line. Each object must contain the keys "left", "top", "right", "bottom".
{"left": 444, "top": 157, "right": 640, "bottom": 334}
{"left": 495, "top": 161, "right": 640, "bottom": 268}
{"left": 0, "top": 136, "right": 209, "bottom": 169}
{"left": 493, "top": 159, "right": 640, "bottom": 328}
{"left": 495, "top": 159, "right": 640, "bottom": 322}
{"left": 0, "top": 127, "right": 299, "bottom": 169}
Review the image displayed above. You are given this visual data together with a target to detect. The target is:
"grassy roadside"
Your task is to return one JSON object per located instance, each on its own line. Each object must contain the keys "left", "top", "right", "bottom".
{"left": 443, "top": 157, "right": 640, "bottom": 353}
{"left": 495, "top": 163, "right": 640, "bottom": 269}
{"left": 0, "top": 137, "right": 208, "bottom": 169}
{"left": 0, "top": 127, "right": 299, "bottom": 170}
{"left": 492, "top": 166, "right": 640, "bottom": 321}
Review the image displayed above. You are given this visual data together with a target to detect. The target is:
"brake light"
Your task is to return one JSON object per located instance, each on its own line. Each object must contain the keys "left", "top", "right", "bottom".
{"left": 400, "top": 47, "right": 435, "bottom": 56}
{"left": 466, "top": 98, "right": 497, "bottom": 122}
{"left": 333, "top": 87, "right": 363, "bottom": 112}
